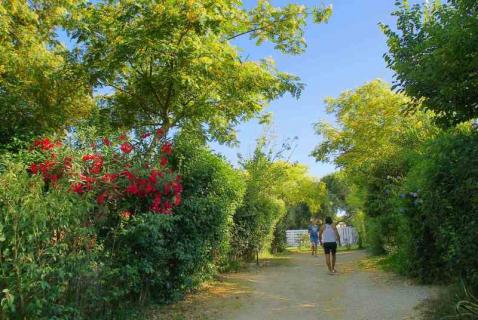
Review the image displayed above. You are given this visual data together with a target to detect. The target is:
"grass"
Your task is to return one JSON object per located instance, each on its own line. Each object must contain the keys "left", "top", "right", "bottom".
{"left": 419, "top": 282, "right": 478, "bottom": 320}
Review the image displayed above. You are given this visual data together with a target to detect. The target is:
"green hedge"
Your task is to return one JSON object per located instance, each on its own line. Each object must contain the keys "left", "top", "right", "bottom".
{"left": 0, "top": 137, "right": 246, "bottom": 318}
{"left": 166, "top": 136, "right": 245, "bottom": 296}
{"left": 401, "top": 125, "right": 478, "bottom": 289}
{"left": 0, "top": 161, "right": 96, "bottom": 319}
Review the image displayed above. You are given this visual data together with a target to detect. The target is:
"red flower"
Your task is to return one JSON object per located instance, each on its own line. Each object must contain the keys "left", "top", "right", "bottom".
{"left": 161, "top": 143, "right": 172, "bottom": 156}
{"left": 50, "top": 174, "right": 59, "bottom": 183}
{"left": 70, "top": 182, "right": 84, "bottom": 194}
{"left": 118, "top": 134, "right": 127, "bottom": 141}
{"left": 174, "top": 194, "right": 181, "bottom": 206}
{"left": 145, "top": 184, "right": 155, "bottom": 193}
{"left": 97, "top": 192, "right": 108, "bottom": 205}
{"left": 80, "top": 174, "right": 96, "bottom": 183}
{"left": 90, "top": 164, "right": 103, "bottom": 174}
{"left": 90, "top": 158, "right": 103, "bottom": 174}
{"left": 29, "top": 163, "right": 39, "bottom": 174}
{"left": 163, "top": 200, "right": 173, "bottom": 214}
{"left": 151, "top": 194, "right": 162, "bottom": 212}
{"left": 34, "top": 138, "right": 54, "bottom": 151}
{"left": 148, "top": 170, "right": 160, "bottom": 183}
{"left": 102, "top": 137, "right": 112, "bottom": 146}
{"left": 172, "top": 181, "right": 183, "bottom": 194}
{"left": 160, "top": 157, "right": 168, "bottom": 167}
{"left": 126, "top": 183, "right": 139, "bottom": 194}
{"left": 120, "top": 142, "right": 133, "bottom": 154}
{"left": 82, "top": 154, "right": 96, "bottom": 161}
{"left": 101, "top": 173, "right": 118, "bottom": 183}
{"left": 121, "top": 170, "right": 135, "bottom": 181}
{"left": 141, "top": 132, "right": 151, "bottom": 139}
{"left": 163, "top": 183, "right": 172, "bottom": 194}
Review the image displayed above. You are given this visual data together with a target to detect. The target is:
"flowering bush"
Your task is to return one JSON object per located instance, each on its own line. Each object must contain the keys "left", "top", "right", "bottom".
{"left": 28, "top": 129, "right": 183, "bottom": 216}
{"left": 0, "top": 129, "right": 186, "bottom": 318}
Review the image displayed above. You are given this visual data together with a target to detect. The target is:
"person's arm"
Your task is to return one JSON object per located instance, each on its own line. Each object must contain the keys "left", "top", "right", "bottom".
{"left": 333, "top": 225, "right": 341, "bottom": 246}
{"left": 318, "top": 225, "right": 324, "bottom": 245}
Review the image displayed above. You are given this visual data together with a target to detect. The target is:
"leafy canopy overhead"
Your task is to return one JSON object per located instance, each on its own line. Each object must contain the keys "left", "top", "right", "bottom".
{"left": 381, "top": 0, "right": 478, "bottom": 127}
{"left": 0, "top": 0, "right": 94, "bottom": 145}
{"left": 71, "top": 0, "right": 332, "bottom": 143}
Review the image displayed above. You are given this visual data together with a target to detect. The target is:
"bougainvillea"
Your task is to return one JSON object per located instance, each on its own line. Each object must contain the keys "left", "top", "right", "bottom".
{"left": 28, "top": 130, "right": 182, "bottom": 215}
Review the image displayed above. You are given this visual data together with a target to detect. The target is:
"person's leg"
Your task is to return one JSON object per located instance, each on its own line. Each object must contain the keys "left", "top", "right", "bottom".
{"left": 325, "top": 253, "right": 332, "bottom": 272}
{"left": 331, "top": 243, "right": 337, "bottom": 272}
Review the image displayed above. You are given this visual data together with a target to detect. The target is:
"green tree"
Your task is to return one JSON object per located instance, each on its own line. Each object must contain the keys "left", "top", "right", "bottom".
{"left": 312, "top": 80, "right": 434, "bottom": 176}
{"left": 312, "top": 80, "right": 437, "bottom": 252}
{"left": 320, "top": 171, "right": 353, "bottom": 219}
{"left": 0, "top": 0, "right": 94, "bottom": 146}
{"left": 233, "top": 132, "right": 327, "bottom": 259}
{"left": 381, "top": 0, "right": 478, "bottom": 126}
{"left": 71, "top": 0, "right": 332, "bottom": 142}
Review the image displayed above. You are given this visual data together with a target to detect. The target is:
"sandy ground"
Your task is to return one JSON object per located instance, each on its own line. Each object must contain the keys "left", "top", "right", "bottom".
{"left": 150, "top": 250, "right": 437, "bottom": 320}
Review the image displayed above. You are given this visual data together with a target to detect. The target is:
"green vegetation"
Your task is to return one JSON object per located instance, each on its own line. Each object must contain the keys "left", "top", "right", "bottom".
{"left": 382, "top": 0, "right": 478, "bottom": 127}
{"left": 2, "top": 0, "right": 478, "bottom": 318}
{"left": 0, "top": 0, "right": 332, "bottom": 318}
{"left": 312, "top": 1, "right": 478, "bottom": 318}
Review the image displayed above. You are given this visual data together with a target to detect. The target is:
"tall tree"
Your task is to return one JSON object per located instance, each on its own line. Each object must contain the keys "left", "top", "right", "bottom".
{"left": 312, "top": 80, "right": 437, "bottom": 217}
{"left": 71, "top": 0, "right": 332, "bottom": 142}
{"left": 382, "top": 0, "right": 478, "bottom": 127}
{"left": 0, "top": 0, "right": 94, "bottom": 145}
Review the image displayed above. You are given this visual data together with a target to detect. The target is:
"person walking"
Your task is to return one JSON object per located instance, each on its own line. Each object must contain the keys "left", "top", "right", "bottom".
{"left": 319, "top": 216, "right": 341, "bottom": 274}
{"left": 308, "top": 218, "right": 319, "bottom": 256}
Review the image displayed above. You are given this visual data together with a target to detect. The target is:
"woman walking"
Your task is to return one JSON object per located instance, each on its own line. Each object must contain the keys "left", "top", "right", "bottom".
{"left": 319, "top": 217, "right": 341, "bottom": 274}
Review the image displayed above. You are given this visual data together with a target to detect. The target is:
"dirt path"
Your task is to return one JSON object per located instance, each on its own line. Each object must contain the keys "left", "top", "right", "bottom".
{"left": 151, "top": 250, "right": 436, "bottom": 320}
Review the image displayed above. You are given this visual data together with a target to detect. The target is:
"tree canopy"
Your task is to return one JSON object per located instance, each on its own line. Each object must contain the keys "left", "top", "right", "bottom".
{"left": 0, "top": 0, "right": 94, "bottom": 145}
{"left": 312, "top": 80, "right": 436, "bottom": 178}
{"left": 70, "top": 0, "right": 332, "bottom": 143}
{"left": 382, "top": 0, "right": 478, "bottom": 127}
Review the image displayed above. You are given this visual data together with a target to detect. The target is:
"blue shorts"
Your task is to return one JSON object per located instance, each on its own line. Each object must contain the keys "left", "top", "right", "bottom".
{"left": 310, "top": 237, "right": 319, "bottom": 245}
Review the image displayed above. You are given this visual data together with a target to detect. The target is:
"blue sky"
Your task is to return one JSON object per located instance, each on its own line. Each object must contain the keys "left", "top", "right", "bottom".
{"left": 211, "top": 0, "right": 402, "bottom": 177}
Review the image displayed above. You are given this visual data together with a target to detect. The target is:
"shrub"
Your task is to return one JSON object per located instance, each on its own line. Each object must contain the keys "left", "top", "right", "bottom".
{"left": 1, "top": 129, "right": 186, "bottom": 318}
{"left": 0, "top": 161, "right": 95, "bottom": 319}
{"left": 233, "top": 194, "right": 286, "bottom": 260}
{"left": 402, "top": 124, "right": 478, "bottom": 289}
{"left": 163, "top": 136, "right": 245, "bottom": 296}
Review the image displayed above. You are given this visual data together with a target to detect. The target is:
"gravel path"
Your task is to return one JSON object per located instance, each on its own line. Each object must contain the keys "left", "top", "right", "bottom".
{"left": 152, "top": 250, "right": 436, "bottom": 320}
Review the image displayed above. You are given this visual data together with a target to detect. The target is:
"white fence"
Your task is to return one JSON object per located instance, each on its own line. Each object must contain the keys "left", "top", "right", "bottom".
{"left": 286, "top": 226, "right": 359, "bottom": 247}
{"left": 285, "top": 229, "right": 309, "bottom": 247}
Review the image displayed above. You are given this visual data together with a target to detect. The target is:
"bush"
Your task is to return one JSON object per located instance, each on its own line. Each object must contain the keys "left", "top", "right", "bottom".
{"left": 165, "top": 136, "right": 245, "bottom": 295}
{"left": 233, "top": 195, "right": 286, "bottom": 260}
{"left": 401, "top": 124, "right": 478, "bottom": 289}
{"left": 0, "top": 161, "right": 95, "bottom": 319}
{"left": 1, "top": 131, "right": 242, "bottom": 318}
